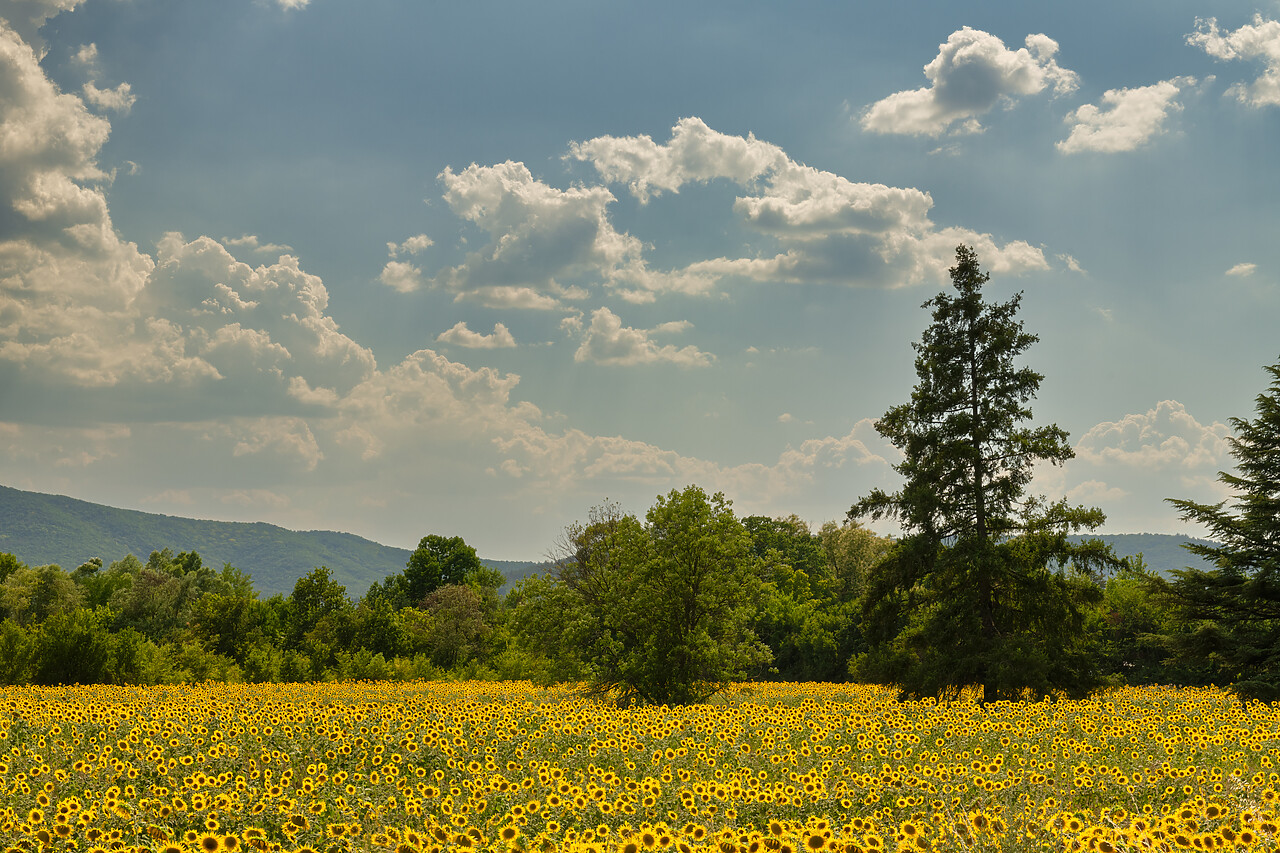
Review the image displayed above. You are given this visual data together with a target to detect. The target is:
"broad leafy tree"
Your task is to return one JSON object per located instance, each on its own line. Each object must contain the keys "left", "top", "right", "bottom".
{"left": 369, "top": 534, "right": 485, "bottom": 609}
{"left": 850, "top": 245, "right": 1120, "bottom": 702}
{"left": 0, "top": 564, "right": 83, "bottom": 626}
{"left": 284, "top": 566, "right": 350, "bottom": 648}
{"left": 535, "top": 487, "right": 771, "bottom": 704}
{"left": 1161, "top": 359, "right": 1280, "bottom": 701}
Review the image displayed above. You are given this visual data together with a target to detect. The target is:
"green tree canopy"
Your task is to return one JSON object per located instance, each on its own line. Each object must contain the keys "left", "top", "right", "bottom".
{"left": 850, "top": 245, "right": 1120, "bottom": 702}
{"left": 284, "top": 566, "right": 350, "bottom": 649}
{"left": 532, "top": 487, "right": 771, "bottom": 705}
{"left": 368, "top": 535, "right": 485, "bottom": 610}
{"left": 1161, "top": 358, "right": 1280, "bottom": 701}
{"left": 0, "top": 564, "right": 83, "bottom": 627}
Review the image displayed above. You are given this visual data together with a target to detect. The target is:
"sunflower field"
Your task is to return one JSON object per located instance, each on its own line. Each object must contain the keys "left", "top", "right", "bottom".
{"left": 1, "top": 681, "right": 1278, "bottom": 853}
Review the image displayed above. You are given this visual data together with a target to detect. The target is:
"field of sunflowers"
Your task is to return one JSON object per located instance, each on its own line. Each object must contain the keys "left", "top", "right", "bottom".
{"left": 1, "top": 682, "right": 1277, "bottom": 853}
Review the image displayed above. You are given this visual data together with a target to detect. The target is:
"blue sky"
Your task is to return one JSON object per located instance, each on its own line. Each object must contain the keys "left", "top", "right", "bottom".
{"left": 1, "top": 0, "right": 1277, "bottom": 560}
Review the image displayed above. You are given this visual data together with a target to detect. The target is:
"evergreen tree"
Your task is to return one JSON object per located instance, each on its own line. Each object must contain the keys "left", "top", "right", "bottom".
{"left": 1162, "top": 359, "right": 1280, "bottom": 701}
{"left": 850, "top": 244, "right": 1120, "bottom": 702}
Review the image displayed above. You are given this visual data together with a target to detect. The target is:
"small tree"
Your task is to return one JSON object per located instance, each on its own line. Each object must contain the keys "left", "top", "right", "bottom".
{"left": 850, "top": 245, "right": 1120, "bottom": 701}
{"left": 1161, "top": 359, "right": 1280, "bottom": 701}
{"left": 543, "top": 486, "right": 771, "bottom": 704}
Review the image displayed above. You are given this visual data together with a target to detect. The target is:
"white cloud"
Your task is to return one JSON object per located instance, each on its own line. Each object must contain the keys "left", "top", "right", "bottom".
{"left": 432, "top": 160, "right": 642, "bottom": 308}
{"left": 222, "top": 234, "right": 294, "bottom": 255}
{"left": 573, "top": 118, "right": 1048, "bottom": 293}
{"left": 275, "top": 0, "right": 310, "bottom": 10}
{"left": 436, "top": 321, "right": 517, "bottom": 349}
{"left": 224, "top": 417, "right": 323, "bottom": 471}
{"left": 1057, "top": 78, "right": 1194, "bottom": 154}
{"left": 82, "top": 80, "right": 135, "bottom": 113}
{"left": 387, "top": 234, "right": 433, "bottom": 256}
{"left": 861, "top": 28, "right": 1078, "bottom": 136}
{"left": 1075, "top": 401, "right": 1231, "bottom": 470}
{"left": 0, "top": 22, "right": 157, "bottom": 386}
{"left": 1065, "top": 479, "right": 1129, "bottom": 505}
{"left": 1188, "top": 15, "right": 1280, "bottom": 108}
{"left": 569, "top": 117, "right": 785, "bottom": 203}
{"left": 1058, "top": 253, "right": 1085, "bottom": 274}
{"left": 573, "top": 307, "right": 713, "bottom": 367}
{"left": 0, "top": 0, "right": 87, "bottom": 47}
{"left": 1226, "top": 262, "right": 1257, "bottom": 277}
{"left": 71, "top": 42, "right": 97, "bottom": 66}
{"left": 778, "top": 412, "right": 793, "bottom": 423}
{"left": 379, "top": 260, "right": 424, "bottom": 293}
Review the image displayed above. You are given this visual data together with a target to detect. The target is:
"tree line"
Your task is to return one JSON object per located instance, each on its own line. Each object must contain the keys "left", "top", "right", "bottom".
{"left": 0, "top": 246, "right": 1275, "bottom": 703}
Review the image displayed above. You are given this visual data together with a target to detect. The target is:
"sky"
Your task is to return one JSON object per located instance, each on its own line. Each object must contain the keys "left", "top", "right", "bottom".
{"left": 1, "top": 0, "right": 1278, "bottom": 561}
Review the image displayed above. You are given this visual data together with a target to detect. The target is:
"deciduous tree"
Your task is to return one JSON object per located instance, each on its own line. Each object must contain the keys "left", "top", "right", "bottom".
{"left": 538, "top": 487, "right": 772, "bottom": 704}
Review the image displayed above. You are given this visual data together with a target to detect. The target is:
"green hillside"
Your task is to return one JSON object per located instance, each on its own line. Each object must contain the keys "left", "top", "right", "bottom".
{"left": 0, "top": 485, "right": 547, "bottom": 597}
{"left": 1073, "top": 532, "right": 1216, "bottom": 576}
{"left": 0, "top": 484, "right": 1211, "bottom": 597}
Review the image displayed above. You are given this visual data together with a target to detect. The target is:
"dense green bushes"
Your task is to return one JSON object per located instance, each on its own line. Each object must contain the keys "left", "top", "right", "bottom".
{"left": 0, "top": 507, "right": 1222, "bottom": 691}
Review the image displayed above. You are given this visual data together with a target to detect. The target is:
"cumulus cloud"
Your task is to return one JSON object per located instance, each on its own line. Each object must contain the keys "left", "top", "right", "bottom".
{"left": 573, "top": 117, "right": 1048, "bottom": 294}
{"left": 71, "top": 41, "right": 96, "bottom": 65}
{"left": 861, "top": 28, "right": 1078, "bottom": 136}
{"left": 0, "top": 14, "right": 1042, "bottom": 548}
{"left": 436, "top": 321, "right": 517, "bottom": 349}
{"left": 0, "top": 23, "right": 375, "bottom": 403}
{"left": 221, "top": 234, "right": 294, "bottom": 256}
{"left": 1024, "top": 402, "right": 1242, "bottom": 534}
{"left": 1075, "top": 401, "right": 1231, "bottom": 470}
{"left": 69, "top": 37, "right": 136, "bottom": 114}
{"left": 572, "top": 307, "right": 713, "bottom": 367}
{"left": 379, "top": 260, "right": 424, "bottom": 293}
{"left": 489, "top": 417, "right": 895, "bottom": 507}
{"left": 82, "top": 80, "right": 135, "bottom": 113}
{"left": 0, "top": 0, "right": 86, "bottom": 47}
{"left": 431, "top": 161, "right": 642, "bottom": 308}
{"left": 387, "top": 234, "right": 433, "bottom": 256}
{"left": 224, "top": 417, "right": 323, "bottom": 471}
{"left": 1188, "top": 14, "right": 1280, "bottom": 108}
{"left": 1225, "top": 262, "right": 1257, "bottom": 277}
{"left": 0, "top": 22, "right": 156, "bottom": 385}
{"left": 1057, "top": 78, "right": 1194, "bottom": 154}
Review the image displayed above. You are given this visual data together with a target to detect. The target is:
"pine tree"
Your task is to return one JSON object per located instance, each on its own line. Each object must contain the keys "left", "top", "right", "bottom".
{"left": 1163, "top": 360, "right": 1280, "bottom": 701}
{"left": 850, "top": 245, "right": 1120, "bottom": 702}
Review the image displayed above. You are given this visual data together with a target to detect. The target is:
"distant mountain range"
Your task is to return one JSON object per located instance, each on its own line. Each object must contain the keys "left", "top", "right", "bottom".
{"left": 0, "top": 484, "right": 549, "bottom": 597}
{"left": 0, "top": 484, "right": 1214, "bottom": 598}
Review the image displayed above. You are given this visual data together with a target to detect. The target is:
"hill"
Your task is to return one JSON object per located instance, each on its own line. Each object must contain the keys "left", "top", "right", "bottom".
{"left": 0, "top": 484, "right": 548, "bottom": 597}
{"left": 1074, "top": 532, "right": 1216, "bottom": 576}
{"left": 0, "top": 485, "right": 1212, "bottom": 597}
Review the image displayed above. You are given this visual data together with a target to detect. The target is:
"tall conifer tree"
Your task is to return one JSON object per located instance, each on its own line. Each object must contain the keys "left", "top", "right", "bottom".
{"left": 850, "top": 245, "right": 1120, "bottom": 702}
{"left": 1163, "top": 360, "right": 1280, "bottom": 701}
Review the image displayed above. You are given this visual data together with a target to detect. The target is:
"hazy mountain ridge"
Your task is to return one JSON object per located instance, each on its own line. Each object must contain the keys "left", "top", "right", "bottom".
{"left": 0, "top": 485, "right": 1210, "bottom": 597}
{"left": 0, "top": 485, "right": 549, "bottom": 597}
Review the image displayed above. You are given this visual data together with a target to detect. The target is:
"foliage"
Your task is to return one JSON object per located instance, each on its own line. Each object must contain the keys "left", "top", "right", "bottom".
{"left": 529, "top": 487, "right": 771, "bottom": 705}
{"left": 0, "top": 562, "right": 83, "bottom": 626}
{"left": 368, "top": 534, "right": 485, "bottom": 609}
{"left": 1089, "top": 556, "right": 1212, "bottom": 686}
{"left": 850, "top": 245, "right": 1121, "bottom": 701}
{"left": 745, "top": 516, "right": 893, "bottom": 681}
{"left": 1160, "top": 358, "right": 1280, "bottom": 701}
{"left": 284, "top": 565, "right": 350, "bottom": 648}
